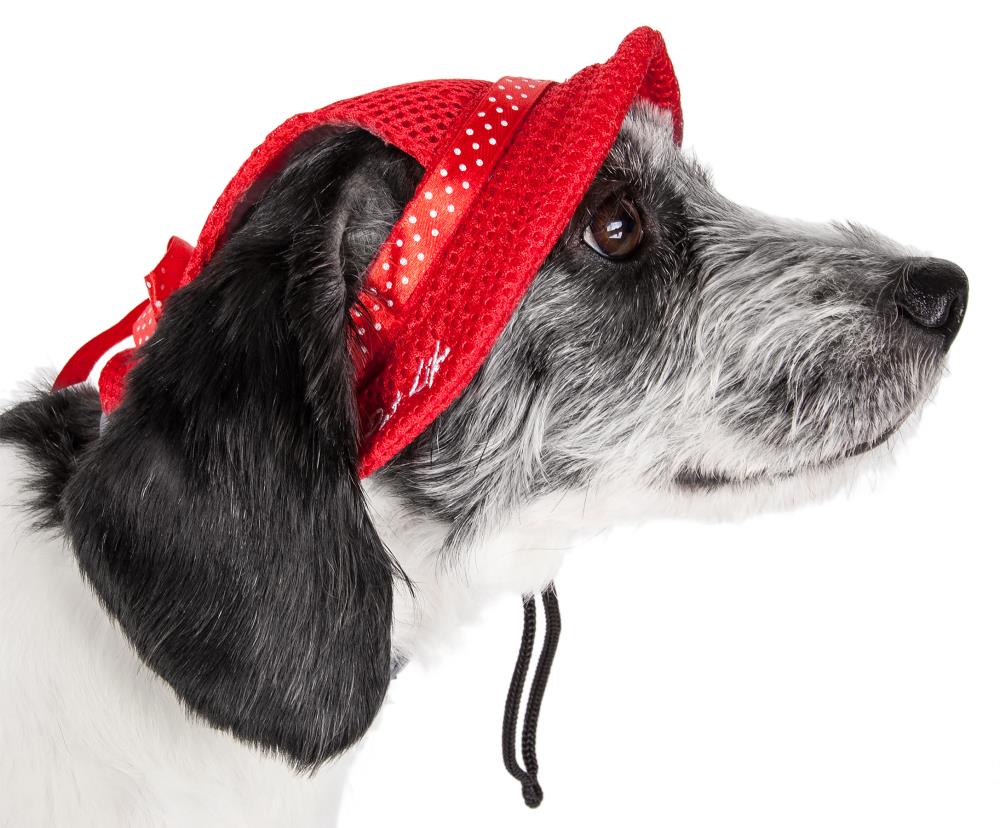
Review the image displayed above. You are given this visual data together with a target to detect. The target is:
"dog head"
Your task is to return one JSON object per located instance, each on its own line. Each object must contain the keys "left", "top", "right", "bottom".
{"left": 382, "top": 101, "right": 968, "bottom": 540}
{"left": 15, "top": 101, "right": 964, "bottom": 768}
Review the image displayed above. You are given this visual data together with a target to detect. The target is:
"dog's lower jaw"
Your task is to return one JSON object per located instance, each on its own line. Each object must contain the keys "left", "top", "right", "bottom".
{"left": 370, "top": 431, "right": 907, "bottom": 623}
{"left": 369, "top": 449, "right": 864, "bottom": 665}
{"left": 371, "top": 436, "right": 899, "bottom": 668}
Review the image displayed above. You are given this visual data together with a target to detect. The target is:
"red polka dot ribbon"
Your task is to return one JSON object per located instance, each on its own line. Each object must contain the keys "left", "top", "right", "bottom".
{"left": 351, "top": 76, "right": 551, "bottom": 393}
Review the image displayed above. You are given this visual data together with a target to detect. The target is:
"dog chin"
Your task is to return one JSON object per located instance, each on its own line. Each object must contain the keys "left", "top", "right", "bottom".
{"left": 676, "top": 421, "right": 903, "bottom": 492}
{"left": 661, "top": 429, "right": 910, "bottom": 523}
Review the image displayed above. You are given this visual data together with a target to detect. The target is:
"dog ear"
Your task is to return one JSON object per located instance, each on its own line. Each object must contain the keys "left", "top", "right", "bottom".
{"left": 62, "top": 128, "right": 421, "bottom": 767}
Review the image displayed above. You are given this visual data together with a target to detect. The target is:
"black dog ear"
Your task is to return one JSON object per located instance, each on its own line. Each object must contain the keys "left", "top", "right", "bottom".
{"left": 62, "top": 128, "right": 421, "bottom": 767}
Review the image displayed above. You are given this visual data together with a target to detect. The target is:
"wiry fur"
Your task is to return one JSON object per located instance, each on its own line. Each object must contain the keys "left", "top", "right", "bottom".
{"left": 381, "top": 103, "right": 958, "bottom": 548}
{"left": 0, "top": 102, "right": 967, "bottom": 825}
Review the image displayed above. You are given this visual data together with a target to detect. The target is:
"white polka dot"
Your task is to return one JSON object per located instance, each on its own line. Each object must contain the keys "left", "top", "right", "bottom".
{"left": 387, "top": 299, "right": 394, "bottom": 307}
{"left": 478, "top": 111, "right": 486, "bottom": 117}
{"left": 498, "top": 84, "right": 506, "bottom": 90}
{"left": 400, "top": 257, "right": 408, "bottom": 265}
{"left": 382, "top": 262, "right": 390, "bottom": 271}
{"left": 447, "top": 204, "right": 455, "bottom": 213}
{"left": 466, "top": 128, "right": 474, "bottom": 136}
{"left": 496, "top": 107, "right": 503, "bottom": 113}
{"left": 401, "top": 276, "right": 409, "bottom": 285}
{"left": 417, "top": 252, "right": 425, "bottom": 261}
{"left": 424, "top": 191, "right": 433, "bottom": 199}
{"left": 145, "top": 279, "right": 151, "bottom": 287}
{"left": 413, "top": 233, "right": 421, "bottom": 241}
{"left": 431, "top": 228, "right": 439, "bottom": 237}
{"left": 489, "top": 137, "right": 497, "bottom": 145}
{"left": 484, "top": 123, "right": 492, "bottom": 130}
{"left": 514, "top": 84, "right": 521, "bottom": 90}
{"left": 512, "top": 105, "right": 519, "bottom": 111}
{"left": 476, "top": 158, "right": 484, "bottom": 166}
{"left": 154, "top": 300, "right": 162, "bottom": 308}
{"left": 386, "top": 281, "right": 393, "bottom": 289}
{"left": 445, "top": 185, "right": 453, "bottom": 194}
{"left": 396, "top": 239, "right": 403, "bottom": 247}
{"left": 358, "top": 328, "right": 365, "bottom": 336}
{"left": 459, "top": 163, "right": 467, "bottom": 171}
{"left": 521, "top": 93, "right": 528, "bottom": 98}
{"left": 374, "top": 323, "right": 382, "bottom": 331}
{"left": 488, "top": 96, "right": 496, "bottom": 102}
{"left": 361, "top": 345, "right": 368, "bottom": 354}
{"left": 462, "top": 181, "right": 470, "bottom": 189}
{"left": 505, "top": 94, "right": 513, "bottom": 100}
{"left": 440, "top": 169, "right": 448, "bottom": 177}
{"left": 373, "top": 304, "right": 380, "bottom": 311}
{"left": 408, "top": 216, "right": 417, "bottom": 224}
{"left": 472, "top": 142, "right": 480, "bottom": 150}
{"left": 500, "top": 120, "right": 508, "bottom": 127}
{"left": 430, "top": 209, "right": 438, "bottom": 218}
{"left": 453, "top": 147, "right": 461, "bottom": 155}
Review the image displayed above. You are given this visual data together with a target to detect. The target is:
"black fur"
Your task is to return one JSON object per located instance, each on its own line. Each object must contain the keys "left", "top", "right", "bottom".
{"left": 0, "top": 384, "right": 102, "bottom": 529}
{"left": 2, "top": 127, "right": 421, "bottom": 768}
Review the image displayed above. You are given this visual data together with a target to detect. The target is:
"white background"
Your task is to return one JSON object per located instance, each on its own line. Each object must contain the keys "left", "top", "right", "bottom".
{"left": 2, "top": 2, "right": 998, "bottom": 826}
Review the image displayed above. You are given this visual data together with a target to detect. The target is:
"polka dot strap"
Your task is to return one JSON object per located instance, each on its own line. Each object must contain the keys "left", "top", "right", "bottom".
{"left": 351, "top": 76, "right": 551, "bottom": 389}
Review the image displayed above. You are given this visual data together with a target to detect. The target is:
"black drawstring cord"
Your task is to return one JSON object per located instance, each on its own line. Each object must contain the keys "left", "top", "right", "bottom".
{"left": 502, "top": 584, "right": 561, "bottom": 808}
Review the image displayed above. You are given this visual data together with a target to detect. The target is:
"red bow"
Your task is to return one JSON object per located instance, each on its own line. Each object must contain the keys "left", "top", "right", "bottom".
{"left": 132, "top": 236, "right": 193, "bottom": 346}
{"left": 52, "top": 236, "right": 193, "bottom": 392}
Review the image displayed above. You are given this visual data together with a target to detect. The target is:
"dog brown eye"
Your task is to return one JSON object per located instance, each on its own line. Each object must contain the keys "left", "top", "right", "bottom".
{"left": 583, "top": 195, "right": 643, "bottom": 259}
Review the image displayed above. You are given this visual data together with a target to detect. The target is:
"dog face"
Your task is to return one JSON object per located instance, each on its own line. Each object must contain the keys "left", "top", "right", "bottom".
{"left": 0, "top": 100, "right": 967, "bottom": 771}
{"left": 382, "top": 102, "right": 968, "bottom": 539}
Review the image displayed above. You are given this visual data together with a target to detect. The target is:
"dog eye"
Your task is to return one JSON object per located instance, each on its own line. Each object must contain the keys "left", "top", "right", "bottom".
{"left": 583, "top": 194, "right": 643, "bottom": 259}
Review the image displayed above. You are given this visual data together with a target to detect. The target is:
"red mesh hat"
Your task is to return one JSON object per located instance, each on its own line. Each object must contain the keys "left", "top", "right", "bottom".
{"left": 54, "top": 26, "right": 683, "bottom": 477}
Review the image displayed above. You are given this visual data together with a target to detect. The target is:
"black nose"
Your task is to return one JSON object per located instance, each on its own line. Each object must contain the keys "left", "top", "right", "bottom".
{"left": 895, "top": 258, "right": 968, "bottom": 350}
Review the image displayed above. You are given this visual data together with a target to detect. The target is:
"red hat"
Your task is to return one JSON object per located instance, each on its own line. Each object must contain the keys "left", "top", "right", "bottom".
{"left": 54, "top": 26, "right": 682, "bottom": 477}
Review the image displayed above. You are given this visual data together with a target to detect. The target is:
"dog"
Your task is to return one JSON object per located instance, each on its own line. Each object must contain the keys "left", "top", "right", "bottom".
{"left": 0, "top": 98, "right": 968, "bottom": 825}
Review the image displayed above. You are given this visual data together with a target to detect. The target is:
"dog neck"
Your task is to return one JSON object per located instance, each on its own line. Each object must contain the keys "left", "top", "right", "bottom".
{"left": 364, "top": 479, "right": 583, "bottom": 662}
